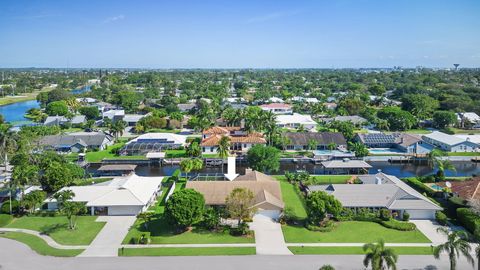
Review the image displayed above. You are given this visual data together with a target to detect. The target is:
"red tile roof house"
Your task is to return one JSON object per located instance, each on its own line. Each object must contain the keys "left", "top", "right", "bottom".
{"left": 445, "top": 177, "right": 480, "bottom": 202}
{"left": 200, "top": 126, "right": 266, "bottom": 155}
{"left": 259, "top": 103, "right": 293, "bottom": 115}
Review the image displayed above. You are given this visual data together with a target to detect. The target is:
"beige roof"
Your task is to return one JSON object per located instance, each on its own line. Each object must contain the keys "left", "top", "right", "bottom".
{"left": 235, "top": 169, "right": 274, "bottom": 182}
{"left": 185, "top": 175, "right": 284, "bottom": 210}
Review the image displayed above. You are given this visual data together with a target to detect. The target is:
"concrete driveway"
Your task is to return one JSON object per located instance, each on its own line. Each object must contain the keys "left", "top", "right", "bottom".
{"left": 79, "top": 216, "right": 137, "bottom": 257}
{"left": 249, "top": 214, "right": 292, "bottom": 255}
{"left": 410, "top": 220, "right": 449, "bottom": 244}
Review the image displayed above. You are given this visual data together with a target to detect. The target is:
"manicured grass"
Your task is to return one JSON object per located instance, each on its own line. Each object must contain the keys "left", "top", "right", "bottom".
{"left": 274, "top": 176, "right": 308, "bottom": 220}
{"left": 165, "top": 149, "right": 188, "bottom": 158}
{"left": 119, "top": 247, "right": 256, "bottom": 256}
{"left": 85, "top": 140, "right": 146, "bottom": 162}
{"left": 449, "top": 128, "right": 480, "bottom": 134}
{"left": 0, "top": 87, "right": 53, "bottom": 106}
{"left": 0, "top": 232, "right": 84, "bottom": 257}
{"left": 405, "top": 129, "right": 432, "bottom": 134}
{"left": 6, "top": 216, "right": 106, "bottom": 245}
{"left": 282, "top": 221, "right": 431, "bottom": 243}
{"left": 72, "top": 177, "right": 113, "bottom": 186}
{"left": 447, "top": 152, "right": 480, "bottom": 156}
{"left": 274, "top": 175, "right": 352, "bottom": 185}
{"left": 0, "top": 214, "right": 13, "bottom": 227}
{"left": 288, "top": 246, "right": 433, "bottom": 255}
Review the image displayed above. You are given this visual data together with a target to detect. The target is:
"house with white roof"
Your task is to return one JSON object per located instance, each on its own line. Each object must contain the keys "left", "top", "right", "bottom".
{"left": 47, "top": 174, "right": 163, "bottom": 216}
{"left": 275, "top": 113, "right": 317, "bottom": 130}
{"left": 124, "top": 113, "right": 150, "bottom": 126}
{"left": 102, "top": 109, "right": 125, "bottom": 122}
{"left": 291, "top": 96, "right": 320, "bottom": 103}
{"left": 457, "top": 112, "right": 480, "bottom": 129}
{"left": 308, "top": 172, "right": 442, "bottom": 220}
{"left": 422, "top": 131, "right": 479, "bottom": 152}
{"left": 259, "top": 103, "right": 293, "bottom": 115}
{"left": 268, "top": 97, "right": 284, "bottom": 103}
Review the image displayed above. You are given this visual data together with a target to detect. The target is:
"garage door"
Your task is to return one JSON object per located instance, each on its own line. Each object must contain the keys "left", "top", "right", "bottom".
{"left": 256, "top": 210, "right": 281, "bottom": 220}
{"left": 108, "top": 206, "right": 142, "bottom": 216}
{"left": 407, "top": 210, "right": 435, "bottom": 220}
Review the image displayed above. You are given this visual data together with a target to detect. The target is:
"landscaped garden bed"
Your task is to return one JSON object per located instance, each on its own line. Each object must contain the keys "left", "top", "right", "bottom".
{"left": 119, "top": 247, "right": 256, "bottom": 256}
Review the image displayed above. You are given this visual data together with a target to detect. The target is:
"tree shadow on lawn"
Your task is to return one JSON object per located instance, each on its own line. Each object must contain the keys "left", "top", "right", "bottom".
{"left": 39, "top": 223, "right": 69, "bottom": 235}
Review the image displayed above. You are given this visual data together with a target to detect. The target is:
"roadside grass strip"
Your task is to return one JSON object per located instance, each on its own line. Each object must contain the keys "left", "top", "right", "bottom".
{"left": 119, "top": 247, "right": 256, "bottom": 256}
{"left": 0, "top": 232, "right": 84, "bottom": 257}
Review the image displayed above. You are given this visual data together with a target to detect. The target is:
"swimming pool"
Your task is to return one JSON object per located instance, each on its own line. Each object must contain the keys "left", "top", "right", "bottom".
{"left": 430, "top": 184, "right": 443, "bottom": 191}
{"left": 368, "top": 148, "right": 405, "bottom": 155}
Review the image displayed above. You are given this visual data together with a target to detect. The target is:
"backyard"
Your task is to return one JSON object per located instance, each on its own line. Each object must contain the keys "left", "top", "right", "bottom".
{"left": 85, "top": 140, "right": 146, "bottom": 162}
{"left": 6, "top": 216, "right": 106, "bottom": 245}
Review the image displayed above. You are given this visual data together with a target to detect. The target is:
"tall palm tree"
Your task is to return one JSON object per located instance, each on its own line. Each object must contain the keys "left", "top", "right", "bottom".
{"left": 363, "top": 239, "right": 398, "bottom": 270}
{"left": 217, "top": 136, "right": 230, "bottom": 173}
{"left": 0, "top": 123, "right": 16, "bottom": 214}
{"left": 433, "top": 228, "right": 474, "bottom": 270}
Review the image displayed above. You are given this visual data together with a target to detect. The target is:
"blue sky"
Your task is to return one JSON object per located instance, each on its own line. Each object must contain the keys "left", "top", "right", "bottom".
{"left": 0, "top": 0, "right": 479, "bottom": 68}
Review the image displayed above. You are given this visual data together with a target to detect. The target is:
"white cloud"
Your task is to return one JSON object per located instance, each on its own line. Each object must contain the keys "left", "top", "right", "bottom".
{"left": 104, "top": 15, "right": 125, "bottom": 23}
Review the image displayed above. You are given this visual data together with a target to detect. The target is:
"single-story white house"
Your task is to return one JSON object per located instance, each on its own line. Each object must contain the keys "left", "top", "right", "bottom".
{"left": 102, "top": 109, "right": 125, "bottom": 122}
{"left": 259, "top": 103, "right": 293, "bottom": 115}
{"left": 422, "top": 131, "right": 479, "bottom": 152}
{"left": 47, "top": 174, "right": 163, "bottom": 216}
{"left": 457, "top": 112, "right": 480, "bottom": 129}
{"left": 308, "top": 172, "right": 442, "bottom": 220}
{"left": 275, "top": 113, "right": 317, "bottom": 130}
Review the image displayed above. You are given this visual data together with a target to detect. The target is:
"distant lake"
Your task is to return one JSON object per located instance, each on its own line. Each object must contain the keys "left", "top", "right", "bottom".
{"left": 0, "top": 85, "right": 91, "bottom": 126}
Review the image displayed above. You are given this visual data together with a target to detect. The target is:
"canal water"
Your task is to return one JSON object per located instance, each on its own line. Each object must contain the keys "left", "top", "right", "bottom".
{"left": 0, "top": 85, "right": 91, "bottom": 125}
{"left": 87, "top": 160, "right": 480, "bottom": 179}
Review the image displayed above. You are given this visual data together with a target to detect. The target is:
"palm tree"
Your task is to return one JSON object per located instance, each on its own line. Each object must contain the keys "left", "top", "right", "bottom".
{"left": 436, "top": 159, "right": 456, "bottom": 180}
{"left": 297, "top": 124, "right": 306, "bottom": 133}
{"left": 217, "top": 136, "right": 230, "bottom": 173}
{"left": 363, "top": 239, "right": 398, "bottom": 270}
{"left": 433, "top": 228, "right": 474, "bottom": 270}
{"left": 327, "top": 142, "right": 337, "bottom": 151}
{"left": 0, "top": 123, "right": 16, "bottom": 214}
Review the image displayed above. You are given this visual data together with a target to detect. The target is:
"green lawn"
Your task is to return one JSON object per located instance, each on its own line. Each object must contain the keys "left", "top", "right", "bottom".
{"left": 274, "top": 175, "right": 352, "bottom": 185}
{"left": 0, "top": 232, "right": 84, "bottom": 257}
{"left": 405, "top": 129, "right": 432, "bottom": 134}
{"left": 165, "top": 149, "right": 188, "bottom": 158}
{"left": 282, "top": 221, "right": 431, "bottom": 243}
{"left": 119, "top": 247, "right": 256, "bottom": 256}
{"left": 449, "top": 128, "right": 480, "bottom": 134}
{"left": 6, "top": 216, "right": 106, "bottom": 245}
{"left": 85, "top": 141, "right": 146, "bottom": 162}
{"left": 275, "top": 177, "right": 307, "bottom": 220}
{"left": 0, "top": 86, "right": 54, "bottom": 106}
{"left": 288, "top": 246, "right": 433, "bottom": 255}
{"left": 447, "top": 152, "right": 480, "bottom": 156}
{"left": 72, "top": 177, "right": 113, "bottom": 186}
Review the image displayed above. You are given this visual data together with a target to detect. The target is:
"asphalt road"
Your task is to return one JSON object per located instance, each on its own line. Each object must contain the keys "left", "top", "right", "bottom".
{"left": 0, "top": 238, "right": 476, "bottom": 270}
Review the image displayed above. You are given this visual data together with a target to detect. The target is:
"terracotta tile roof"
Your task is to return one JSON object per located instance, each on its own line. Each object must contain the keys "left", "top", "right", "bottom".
{"left": 202, "top": 126, "right": 241, "bottom": 135}
{"left": 449, "top": 177, "right": 480, "bottom": 200}
{"left": 200, "top": 134, "right": 266, "bottom": 147}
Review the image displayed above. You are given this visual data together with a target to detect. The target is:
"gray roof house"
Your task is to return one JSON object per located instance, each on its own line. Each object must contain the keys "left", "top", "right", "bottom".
{"left": 283, "top": 132, "right": 347, "bottom": 151}
{"left": 422, "top": 131, "right": 480, "bottom": 152}
{"left": 44, "top": 115, "right": 86, "bottom": 126}
{"left": 308, "top": 172, "right": 441, "bottom": 219}
{"left": 38, "top": 132, "right": 114, "bottom": 153}
{"left": 356, "top": 133, "right": 434, "bottom": 155}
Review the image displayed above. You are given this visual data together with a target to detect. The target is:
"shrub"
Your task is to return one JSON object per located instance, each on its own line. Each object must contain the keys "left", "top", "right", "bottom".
{"left": 403, "top": 178, "right": 436, "bottom": 197}
{"left": 230, "top": 222, "right": 250, "bottom": 236}
{"left": 435, "top": 211, "right": 447, "bottom": 226}
{"left": 402, "top": 212, "right": 410, "bottom": 221}
{"left": 279, "top": 206, "right": 297, "bottom": 225}
{"left": 0, "top": 200, "right": 19, "bottom": 214}
{"left": 379, "top": 209, "right": 391, "bottom": 221}
{"left": 319, "top": 265, "right": 335, "bottom": 270}
{"left": 306, "top": 220, "right": 337, "bottom": 232}
{"left": 0, "top": 214, "right": 13, "bottom": 227}
{"left": 457, "top": 208, "right": 480, "bottom": 233}
{"left": 380, "top": 219, "right": 416, "bottom": 231}
{"left": 200, "top": 207, "right": 220, "bottom": 230}
{"left": 138, "top": 232, "right": 151, "bottom": 245}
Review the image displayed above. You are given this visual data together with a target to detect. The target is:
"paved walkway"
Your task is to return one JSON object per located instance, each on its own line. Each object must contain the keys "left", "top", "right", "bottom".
{"left": 410, "top": 220, "right": 449, "bottom": 244}
{"left": 249, "top": 214, "right": 292, "bottom": 255}
{"left": 79, "top": 216, "right": 137, "bottom": 257}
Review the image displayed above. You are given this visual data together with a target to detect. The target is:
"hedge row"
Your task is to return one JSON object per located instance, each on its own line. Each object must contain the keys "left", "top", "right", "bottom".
{"left": 457, "top": 208, "right": 480, "bottom": 234}
{"left": 379, "top": 219, "right": 417, "bottom": 231}
{"left": 402, "top": 178, "right": 437, "bottom": 197}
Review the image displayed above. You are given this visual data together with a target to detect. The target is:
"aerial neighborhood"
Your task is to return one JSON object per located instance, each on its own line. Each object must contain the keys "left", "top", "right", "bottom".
{"left": 1, "top": 68, "right": 480, "bottom": 269}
